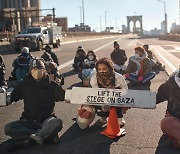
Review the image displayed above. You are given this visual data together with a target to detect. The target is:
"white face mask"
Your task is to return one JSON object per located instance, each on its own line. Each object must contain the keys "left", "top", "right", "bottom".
{"left": 134, "top": 54, "right": 139, "bottom": 58}
{"left": 31, "top": 69, "right": 46, "bottom": 80}
{"left": 88, "top": 55, "right": 94, "bottom": 60}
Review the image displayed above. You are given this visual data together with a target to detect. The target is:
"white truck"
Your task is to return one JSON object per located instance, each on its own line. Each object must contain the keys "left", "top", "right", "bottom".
{"left": 14, "top": 22, "right": 62, "bottom": 52}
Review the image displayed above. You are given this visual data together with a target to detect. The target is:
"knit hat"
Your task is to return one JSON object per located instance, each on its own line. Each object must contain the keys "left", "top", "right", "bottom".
{"left": 21, "top": 47, "right": 29, "bottom": 54}
{"left": 95, "top": 57, "right": 114, "bottom": 72}
{"left": 30, "top": 58, "right": 45, "bottom": 71}
{"left": 45, "top": 45, "right": 51, "bottom": 52}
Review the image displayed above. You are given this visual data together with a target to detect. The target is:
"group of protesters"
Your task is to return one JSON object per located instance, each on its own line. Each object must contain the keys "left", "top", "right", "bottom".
{"left": 0, "top": 41, "right": 179, "bottom": 151}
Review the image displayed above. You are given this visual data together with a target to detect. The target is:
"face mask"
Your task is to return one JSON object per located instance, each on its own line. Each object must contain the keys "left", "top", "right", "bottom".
{"left": 97, "top": 71, "right": 112, "bottom": 78}
{"left": 31, "top": 69, "right": 45, "bottom": 80}
{"left": 134, "top": 54, "right": 139, "bottom": 58}
{"left": 88, "top": 56, "right": 94, "bottom": 60}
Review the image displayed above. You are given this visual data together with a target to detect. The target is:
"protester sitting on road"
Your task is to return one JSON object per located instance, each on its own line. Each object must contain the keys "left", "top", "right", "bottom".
{"left": 0, "top": 55, "right": 7, "bottom": 93}
{"left": 46, "top": 61, "right": 64, "bottom": 85}
{"left": 45, "top": 45, "right": 59, "bottom": 66}
{"left": 156, "top": 69, "right": 180, "bottom": 149}
{"left": 41, "top": 51, "right": 53, "bottom": 65}
{"left": 13, "top": 47, "right": 32, "bottom": 82}
{"left": 78, "top": 51, "right": 98, "bottom": 86}
{"left": 143, "top": 44, "right": 165, "bottom": 71}
{"left": 5, "top": 58, "right": 65, "bottom": 151}
{"left": 76, "top": 58, "right": 128, "bottom": 129}
{"left": 73, "top": 46, "right": 87, "bottom": 71}
{"left": 125, "top": 46, "right": 156, "bottom": 86}
{"left": 111, "top": 43, "right": 127, "bottom": 74}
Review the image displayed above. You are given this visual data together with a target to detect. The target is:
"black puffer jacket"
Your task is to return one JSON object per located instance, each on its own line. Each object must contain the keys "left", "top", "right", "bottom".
{"left": 11, "top": 75, "right": 65, "bottom": 122}
{"left": 111, "top": 49, "right": 127, "bottom": 66}
{"left": 156, "top": 75, "right": 180, "bottom": 119}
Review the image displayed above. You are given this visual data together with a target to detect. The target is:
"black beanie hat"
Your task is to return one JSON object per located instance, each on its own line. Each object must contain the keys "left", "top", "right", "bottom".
{"left": 30, "top": 58, "right": 45, "bottom": 71}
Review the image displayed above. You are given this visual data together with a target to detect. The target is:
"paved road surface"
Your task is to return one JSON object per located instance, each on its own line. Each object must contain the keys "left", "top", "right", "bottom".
{"left": 0, "top": 35, "right": 180, "bottom": 154}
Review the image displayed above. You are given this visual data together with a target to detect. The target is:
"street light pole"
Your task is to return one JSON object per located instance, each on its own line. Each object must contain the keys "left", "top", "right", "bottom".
{"left": 77, "top": 6, "right": 82, "bottom": 24}
{"left": 99, "top": 15, "right": 102, "bottom": 32}
{"left": 158, "top": 0, "right": 167, "bottom": 34}
{"left": 82, "top": 0, "right": 85, "bottom": 25}
{"left": 105, "top": 11, "right": 108, "bottom": 31}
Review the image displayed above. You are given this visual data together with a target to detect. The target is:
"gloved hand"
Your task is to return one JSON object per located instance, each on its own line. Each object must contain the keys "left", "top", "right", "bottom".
{"left": 138, "top": 76, "right": 144, "bottom": 82}
{"left": 101, "top": 105, "right": 110, "bottom": 112}
{"left": 124, "top": 73, "right": 130, "bottom": 78}
{"left": 78, "top": 107, "right": 92, "bottom": 119}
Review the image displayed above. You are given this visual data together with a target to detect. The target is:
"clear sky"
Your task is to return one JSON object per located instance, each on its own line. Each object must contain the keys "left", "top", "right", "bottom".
{"left": 41, "top": 0, "right": 179, "bottom": 31}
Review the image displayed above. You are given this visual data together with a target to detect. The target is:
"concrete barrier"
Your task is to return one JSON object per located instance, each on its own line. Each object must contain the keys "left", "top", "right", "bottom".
{"left": 159, "top": 35, "right": 180, "bottom": 42}
{"left": 0, "top": 33, "right": 122, "bottom": 53}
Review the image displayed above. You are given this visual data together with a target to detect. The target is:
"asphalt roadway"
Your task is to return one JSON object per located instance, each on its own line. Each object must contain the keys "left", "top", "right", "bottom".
{"left": 0, "top": 35, "right": 180, "bottom": 154}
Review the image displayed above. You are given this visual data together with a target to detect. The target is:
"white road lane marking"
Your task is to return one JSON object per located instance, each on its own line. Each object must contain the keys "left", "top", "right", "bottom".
{"left": 61, "top": 36, "right": 120, "bottom": 45}
{"left": 138, "top": 41, "right": 178, "bottom": 75}
{"left": 58, "top": 37, "right": 124, "bottom": 70}
{"left": 128, "top": 39, "right": 138, "bottom": 47}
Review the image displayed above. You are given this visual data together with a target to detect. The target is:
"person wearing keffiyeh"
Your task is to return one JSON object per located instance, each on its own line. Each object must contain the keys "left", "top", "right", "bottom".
{"left": 125, "top": 46, "right": 156, "bottom": 86}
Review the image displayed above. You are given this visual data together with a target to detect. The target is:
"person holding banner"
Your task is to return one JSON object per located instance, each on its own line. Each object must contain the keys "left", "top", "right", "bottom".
{"left": 4, "top": 58, "right": 65, "bottom": 151}
{"left": 125, "top": 46, "right": 156, "bottom": 86}
{"left": 76, "top": 58, "right": 128, "bottom": 129}
{"left": 156, "top": 70, "right": 180, "bottom": 149}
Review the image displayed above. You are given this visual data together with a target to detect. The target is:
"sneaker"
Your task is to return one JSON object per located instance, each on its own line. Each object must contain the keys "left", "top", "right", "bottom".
{"left": 7, "top": 140, "right": 29, "bottom": 152}
{"left": 119, "top": 118, "right": 126, "bottom": 128}
{"left": 30, "top": 134, "right": 43, "bottom": 145}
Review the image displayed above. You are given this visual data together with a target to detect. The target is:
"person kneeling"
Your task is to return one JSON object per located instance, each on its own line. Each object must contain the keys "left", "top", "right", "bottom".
{"left": 5, "top": 58, "right": 65, "bottom": 151}
{"left": 156, "top": 70, "right": 180, "bottom": 149}
{"left": 76, "top": 58, "right": 128, "bottom": 129}
{"left": 125, "top": 46, "right": 156, "bottom": 86}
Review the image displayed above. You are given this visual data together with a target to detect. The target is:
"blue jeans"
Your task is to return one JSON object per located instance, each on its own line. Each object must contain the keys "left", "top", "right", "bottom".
{"left": 5, "top": 117, "right": 63, "bottom": 141}
{"left": 127, "top": 72, "right": 156, "bottom": 84}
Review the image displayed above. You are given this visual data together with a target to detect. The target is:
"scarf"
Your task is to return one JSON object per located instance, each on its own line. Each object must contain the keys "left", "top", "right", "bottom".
{"left": 130, "top": 53, "right": 147, "bottom": 76}
{"left": 96, "top": 71, "right": 115, "bottom": 88}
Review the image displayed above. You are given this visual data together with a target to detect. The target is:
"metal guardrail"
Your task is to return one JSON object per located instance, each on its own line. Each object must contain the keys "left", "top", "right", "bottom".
{"left": 0, "top": 32, "right": 121, "bottom": 42}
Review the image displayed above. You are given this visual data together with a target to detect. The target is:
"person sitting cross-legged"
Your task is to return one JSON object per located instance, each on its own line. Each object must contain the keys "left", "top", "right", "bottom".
{"left": 4, "top": 58, "right": 65, "bottom": 151}
{"left": 125, "top": 46, "right": 156, "bottom": 86}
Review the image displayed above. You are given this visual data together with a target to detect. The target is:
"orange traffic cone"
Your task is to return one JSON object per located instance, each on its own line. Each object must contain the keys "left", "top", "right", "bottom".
{"left": 101, "top": 107, "right": 126, "bottom": 138}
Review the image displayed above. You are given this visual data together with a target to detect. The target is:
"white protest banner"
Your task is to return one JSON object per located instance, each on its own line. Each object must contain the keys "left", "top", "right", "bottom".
{"left": 0, "top": 93, "right": 6, "bottom": 106}
{"left": 65, "top": 87, "right": 156, "bottom": 109}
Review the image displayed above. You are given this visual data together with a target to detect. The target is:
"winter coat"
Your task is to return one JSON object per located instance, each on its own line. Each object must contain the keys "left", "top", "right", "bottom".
{"left": 83, "top": 58, "right": 97, "bottom": 69}
{"left": 111, "top": 49, "right": 127, "bottom": 66}
{"left": 126, "top": 57, "right": 152, "bottom": 77}
{"left": 156, "top": 75, "right": 180, "bottom": 119}
{"left": 14, "top": 54, "right": 31, "bottom": 70}
{"left": 73, "top": 56, "right": 86, "bottom": 67}
{"left": 47, "top": 51, "right": 59, "bottom": 66}
{"left": 146, "top": 50, "right": 153, "bottom": 59}
{"left": 11, "top": 75, "right": 65, "bottom": 122}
